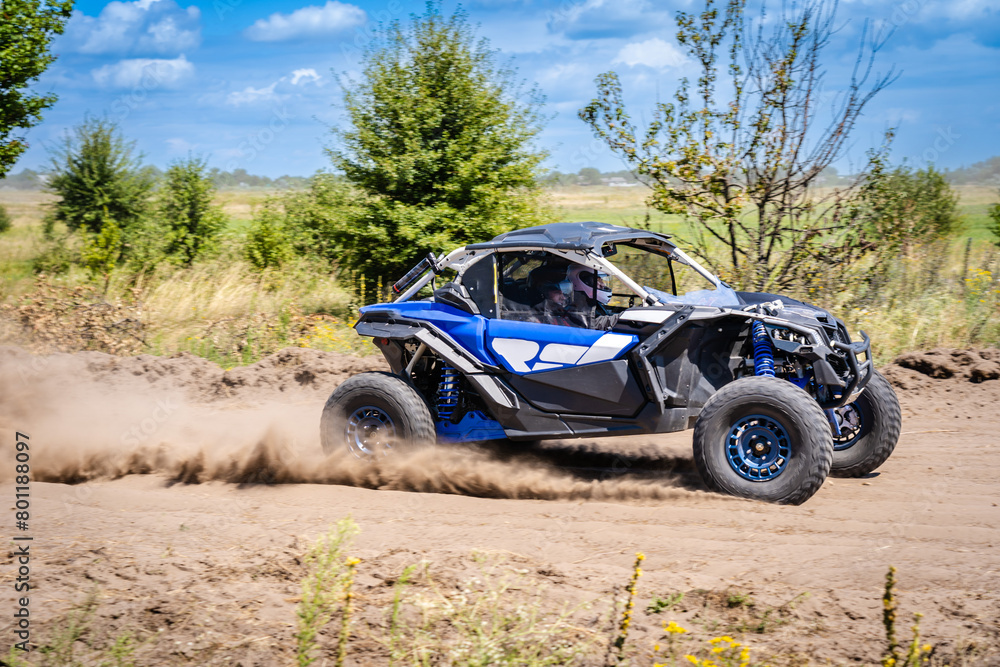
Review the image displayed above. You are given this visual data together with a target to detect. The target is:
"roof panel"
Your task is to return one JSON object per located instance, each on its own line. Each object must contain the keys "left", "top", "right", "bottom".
{"left": 465, "top": 221, "right": 674, "bottom": 252}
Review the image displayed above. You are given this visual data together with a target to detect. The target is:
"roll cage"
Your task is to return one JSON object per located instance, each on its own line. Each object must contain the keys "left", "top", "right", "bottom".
{"left": 393, "top": 236, "right": 725, "bottom": 310}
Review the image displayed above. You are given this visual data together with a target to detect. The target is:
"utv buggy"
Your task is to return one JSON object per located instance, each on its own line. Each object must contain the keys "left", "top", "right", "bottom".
{"left": 321, "top": 222, "right": 901, "bottom": 505}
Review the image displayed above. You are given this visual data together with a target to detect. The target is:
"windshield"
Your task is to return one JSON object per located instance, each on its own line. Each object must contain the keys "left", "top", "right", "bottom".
{"left": 601, "top": 242, "right": 739, "bottom": 307}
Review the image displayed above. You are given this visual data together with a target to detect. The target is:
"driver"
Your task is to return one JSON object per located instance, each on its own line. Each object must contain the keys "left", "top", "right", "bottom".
{"left": 533, "top": 281, "right": 586, "bottom": 327}
{"left": 567, "top": 264, "right": 618, "bottom": 330}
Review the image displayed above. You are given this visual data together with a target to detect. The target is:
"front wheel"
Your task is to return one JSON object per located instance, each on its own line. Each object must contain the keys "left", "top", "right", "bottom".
{"left": 320, "top": 372, "right": 436, "bottom": 457}
{"left": 693, "top": 376, "right": 834, "bottom": 505}
{"left": 829, "top": 370, "right": 901, "bottom": 477}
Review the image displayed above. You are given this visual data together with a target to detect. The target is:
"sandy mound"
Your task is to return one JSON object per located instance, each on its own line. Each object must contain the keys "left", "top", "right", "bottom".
{"left": 880, "top": 348, "right": 1000, "bottom": 416}
{"left": 0, "top": 344, "right": 388, "bottom": 404}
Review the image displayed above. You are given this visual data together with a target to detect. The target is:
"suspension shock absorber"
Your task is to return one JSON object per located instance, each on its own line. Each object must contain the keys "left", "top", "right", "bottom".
{"left": 436, "top": 363, "right": 460, "bottom": 421}
{"left": 751, "top": 321, "right": 776, "bottom": 377}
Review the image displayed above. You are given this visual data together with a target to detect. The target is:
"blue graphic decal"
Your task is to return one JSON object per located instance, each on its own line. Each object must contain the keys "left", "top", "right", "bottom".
{"left": 485, "top": 320, "right": 637, "bottom": 374}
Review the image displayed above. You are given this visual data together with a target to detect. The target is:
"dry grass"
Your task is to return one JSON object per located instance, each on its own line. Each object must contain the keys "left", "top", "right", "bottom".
{"left": 1, "top": 186, "right": 997, "bottom": 366}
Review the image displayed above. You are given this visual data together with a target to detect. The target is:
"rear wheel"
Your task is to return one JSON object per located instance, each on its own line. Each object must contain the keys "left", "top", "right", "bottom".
{"left": 829, "top": 370, "right": 901, "bottom": 477}
{"left": 693, "top": 376, "right": 833, "bottom": 505}
{"left": 320, "top": 372, "right": 435, "bottom": 457}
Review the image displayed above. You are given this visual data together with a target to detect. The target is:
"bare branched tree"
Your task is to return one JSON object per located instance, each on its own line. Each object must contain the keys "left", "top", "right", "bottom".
{"left": 580, "top": 0, "right": 898, "bottom": 291}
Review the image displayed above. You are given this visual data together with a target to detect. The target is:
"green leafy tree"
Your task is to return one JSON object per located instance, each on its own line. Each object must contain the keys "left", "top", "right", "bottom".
{"left": 580, "top": 0, "right": 897, "bottom": 291}
{"left": 46, "top": 117, "right": 155, "bottom": 240}
{"left": 245, "top": 204, "right": 293, "bottom": 271}
{"left": 280, "top": 173, "right": 358, "bottom": 262}
{"left": 863, "top": 165, "right": 961, "bottom": 254}
{"left": 0, "top": 0, "right": 73, "bottom": 178}
{"left": 158, "top": 156, "right": 226, "bottom": 264}
{"left": 327, "top": 5, "right": 549, "bottom": 292}
{"left": 577, "top": 167, "right": 602, "bottom": 186}
{"left": 81, "top": 212, "right": 122, "bottom": 289}
{"left": 989, "top": 195, "right": 1000, "bottom": 247}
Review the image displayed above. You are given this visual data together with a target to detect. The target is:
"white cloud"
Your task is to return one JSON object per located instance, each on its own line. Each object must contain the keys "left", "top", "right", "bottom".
{"left": 244, "top": 1, "right": 366, "bottom": 42}
{"left": 226, "top": 82, "right": 280, "bottom": 106}
{"left": 63, "top": 0, "right": 201, "bottom": 56}
{"left": 166, "top": 137, "right": 198, "bottom": 153}
{"left": 536, "top": 62, "right": 591, "bottom": 85}
{"left": 547, "top": 0, "right": 669, "bottom": 40}
{"left": 290, "top": 68, "right": 321, "bottom": 85}
{"left": 91, "top": 55, "right": 194, "bottom": 88}
{"left": 613, "top": 38, "right": 688, "bottom": 69}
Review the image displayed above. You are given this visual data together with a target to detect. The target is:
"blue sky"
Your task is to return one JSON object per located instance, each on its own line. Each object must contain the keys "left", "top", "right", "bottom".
{"left": 9, "top": 0, "right": 1000, "bottom": 178}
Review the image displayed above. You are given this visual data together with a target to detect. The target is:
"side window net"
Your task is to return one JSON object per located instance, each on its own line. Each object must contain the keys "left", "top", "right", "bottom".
{"left": 498, "top": 252, "right": 549, "bottom": 322}
{"left": 496, "top": 252, "right": 596, "bottom": 328}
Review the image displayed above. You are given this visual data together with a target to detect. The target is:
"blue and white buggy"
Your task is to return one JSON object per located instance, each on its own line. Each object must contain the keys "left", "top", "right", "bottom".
{"left": 321, "top": 222, "right": 901, "bottom": 504}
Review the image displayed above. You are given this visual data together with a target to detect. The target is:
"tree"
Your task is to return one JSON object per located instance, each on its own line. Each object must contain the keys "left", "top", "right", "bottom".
{"left": 863, "top": 165, "right": 961, "bottom": 255}
{"left": 0, "top": 0, "right": 73, "bottom": 178}
{"left": 0, "top": 204, "right": 12, "bottom": 233}
{"left": 327, "top": 5, "right": 549, "bottom": 291}
{"left": 989, "top": 193, "right": 1000, "bottom": 247}
{"left": 580, "top": 0, "right": 898, "bottom": 291}
{"left": 245, "top": 204, "right": 293, "bottom": 271}
{"left": 578, "top": 167, "right": 602, "bottom": 186}
{"left": 45, "top": 117, "right": 154, "bottom": 238}
{"left": 81, "top": 213, "right": 122, "bottom": 286}
{"left": 279, "top": 173, "right": 358, "bottom": 262}
{"left": 158, "top": 156, "right": 225, "bottom": 265}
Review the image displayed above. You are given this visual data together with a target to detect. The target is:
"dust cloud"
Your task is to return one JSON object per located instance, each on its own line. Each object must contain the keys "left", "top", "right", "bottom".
{"left": 0, "top": 346, "right": 700, "bottom": 502}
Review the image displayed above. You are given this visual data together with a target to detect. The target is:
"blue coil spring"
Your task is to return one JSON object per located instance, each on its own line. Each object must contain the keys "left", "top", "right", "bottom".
{"left": 437, "top": 364, "right": 460, "bottom": 420}
{"left": 752, "top": 321, "right": 776, "bottom": 377}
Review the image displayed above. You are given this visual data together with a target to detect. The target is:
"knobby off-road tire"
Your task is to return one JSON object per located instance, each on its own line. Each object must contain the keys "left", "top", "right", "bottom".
{"left": 693, "top": 376, "right": 834, "bottom": 505}
{"left": 320, "top": 372, "right": 435, "bottom": 458}
{"left": 829, "top": 370, "right": 902, "bottom": 478}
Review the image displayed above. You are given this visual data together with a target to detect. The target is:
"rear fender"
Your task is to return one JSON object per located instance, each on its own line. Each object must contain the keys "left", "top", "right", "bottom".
{"left": 356, "top": 316, "right": 498, "bottom": 376}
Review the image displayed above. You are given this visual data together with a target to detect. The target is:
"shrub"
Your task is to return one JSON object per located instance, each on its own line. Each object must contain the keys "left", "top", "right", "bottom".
{"left": 279, "top": 173, "right": 357, "bottom": 263}
{"left": 989, "top": 192, "right": 1000, "bottom": 247}
{"left": 80, "top": 214, "right": 122, "bottom": 283}
{"left": 0, "top": 204, "right": 11, "bottom": 233}
{"left": 157, "top": 155, "right": 225, "bottom": 265}
{"left": 245, "top": 204, "right": 293, "bottom": 270}
{"left": 865, "top": 164, "right": 963, "bottom": 255}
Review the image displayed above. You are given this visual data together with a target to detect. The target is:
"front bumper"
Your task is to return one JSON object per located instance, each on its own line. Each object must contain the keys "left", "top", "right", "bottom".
{"left": 821, "top": 330, "right": 873, "bottom": 409}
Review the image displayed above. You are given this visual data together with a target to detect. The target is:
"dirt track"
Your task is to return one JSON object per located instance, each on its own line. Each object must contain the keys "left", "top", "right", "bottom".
{"left": 0, "top": 346, "right": 998, "bottom": 665}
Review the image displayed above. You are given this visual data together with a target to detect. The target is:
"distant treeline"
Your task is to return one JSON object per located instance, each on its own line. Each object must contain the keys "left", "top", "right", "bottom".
{"left": 0, "top": 166, "right": 311, "bottom": 191}
{"left": 4, "top": 156, "right": 1000, "bottom": 191}
{"left": 944, "top": 156, "right": 1000, "bottom": 186}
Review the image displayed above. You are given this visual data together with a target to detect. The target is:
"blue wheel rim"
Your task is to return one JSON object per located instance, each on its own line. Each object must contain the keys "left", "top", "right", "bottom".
{"left": 726, "top": 414, "right": 792, "bottom": 481}
{"left": 346, "top": 405, "right": 396, "bottom": 458}
{"left": 832, "top": 403, "right": 864, "bottom": 451}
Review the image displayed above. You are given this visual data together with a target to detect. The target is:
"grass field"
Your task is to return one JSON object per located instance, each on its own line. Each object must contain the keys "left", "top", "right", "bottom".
{"left": 548, "top": 183, "right": 1000, "bottom": 239}
{"left": 1, "top": 184, "right": 998, "bottom": 365}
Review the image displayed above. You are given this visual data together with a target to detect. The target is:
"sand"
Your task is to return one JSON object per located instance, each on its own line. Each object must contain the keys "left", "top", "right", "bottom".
{"left": 0, "top": 346, "right": 997, "bottom": 665}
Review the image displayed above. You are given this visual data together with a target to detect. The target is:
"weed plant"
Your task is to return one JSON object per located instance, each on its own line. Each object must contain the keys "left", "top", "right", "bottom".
{"left": 295, "top": 517, "right": 361, "bottom": 667}
{"left": 7, "top": 536, "right": 995, "bottom": 666}
{"left": 3, "top": 589, "right": 142, "bottom": 667}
